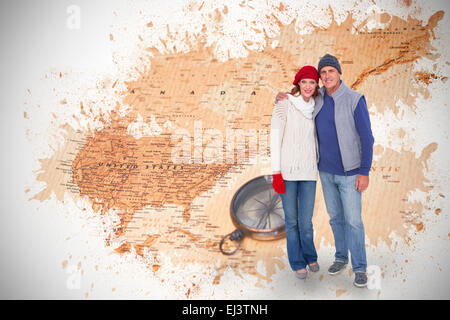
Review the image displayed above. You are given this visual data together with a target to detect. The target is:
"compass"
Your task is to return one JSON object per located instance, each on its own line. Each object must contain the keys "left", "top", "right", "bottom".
{"left": 219, "top": 175, "right": 286, "bottom": 255}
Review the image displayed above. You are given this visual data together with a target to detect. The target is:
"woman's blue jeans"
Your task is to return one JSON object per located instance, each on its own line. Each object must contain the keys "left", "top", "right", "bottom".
{"left": 280, "top": 180, "right": 318, "bottom": 271}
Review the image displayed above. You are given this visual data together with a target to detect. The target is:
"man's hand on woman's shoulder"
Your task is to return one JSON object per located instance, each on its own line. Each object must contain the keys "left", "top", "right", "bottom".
{"left": 275, "top": 92, "right": 288, "bottom": 104}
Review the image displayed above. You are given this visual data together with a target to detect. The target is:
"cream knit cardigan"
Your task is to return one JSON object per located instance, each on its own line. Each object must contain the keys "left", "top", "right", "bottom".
{"left": 270, "top": 94, "right": 318, "bottom": 181}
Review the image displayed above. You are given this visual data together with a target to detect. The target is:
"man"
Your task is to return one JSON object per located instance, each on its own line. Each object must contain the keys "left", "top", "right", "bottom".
{"left": 275, "top": 54, "right": 374, "bottom": 288}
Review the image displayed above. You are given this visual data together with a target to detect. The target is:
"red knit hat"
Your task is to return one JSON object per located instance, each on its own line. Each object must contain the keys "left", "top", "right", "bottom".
{"left": 293, "top": 65, "right": 319, "bottom": 85}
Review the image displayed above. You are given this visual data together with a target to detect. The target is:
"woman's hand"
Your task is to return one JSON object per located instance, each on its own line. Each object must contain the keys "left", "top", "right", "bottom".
{"left": 272, "top": 173, "right": 285, "bottom": 194}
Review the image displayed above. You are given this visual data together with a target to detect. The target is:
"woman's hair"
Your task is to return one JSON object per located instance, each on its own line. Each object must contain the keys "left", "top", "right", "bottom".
{"left": 289, "top": 83, "right": 319, "bottom": 98}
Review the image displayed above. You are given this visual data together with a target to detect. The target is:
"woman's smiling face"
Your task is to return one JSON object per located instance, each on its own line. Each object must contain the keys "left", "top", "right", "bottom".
{"left": 299, "top": 78, "right": 317, "bottom": 100}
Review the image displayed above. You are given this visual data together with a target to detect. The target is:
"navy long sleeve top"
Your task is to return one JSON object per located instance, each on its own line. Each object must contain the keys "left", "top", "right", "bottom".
{"left": 315, "top": 92, "right": 374, "bottom": 176}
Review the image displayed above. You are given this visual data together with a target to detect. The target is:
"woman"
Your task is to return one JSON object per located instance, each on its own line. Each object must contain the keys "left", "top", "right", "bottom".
{"left": 270, "top": 65, "right": 320, "bottom": 279}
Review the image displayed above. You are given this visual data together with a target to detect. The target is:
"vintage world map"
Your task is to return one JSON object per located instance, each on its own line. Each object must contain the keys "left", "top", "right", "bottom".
{"left": 23, "top": 0, "right": 449, "bottom": 298}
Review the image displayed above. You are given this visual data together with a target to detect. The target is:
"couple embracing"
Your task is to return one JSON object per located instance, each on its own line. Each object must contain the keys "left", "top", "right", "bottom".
{"left": 270, "top": 54, "right": 374, "bottom": 288}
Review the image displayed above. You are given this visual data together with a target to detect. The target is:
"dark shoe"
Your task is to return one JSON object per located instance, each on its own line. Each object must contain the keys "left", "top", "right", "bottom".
{"left": 353, "top": 272, "right": 368, "bottom": 288}
{"left": 308, "top": 262, "right": 320, "bottom": 272}
{"left": 328, "top": 261, "right": 347, "bottom": 275}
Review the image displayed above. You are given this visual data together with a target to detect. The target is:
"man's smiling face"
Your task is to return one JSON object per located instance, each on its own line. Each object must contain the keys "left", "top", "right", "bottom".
{"left": 320, "top": 66, "right": 341, "bottom": 93}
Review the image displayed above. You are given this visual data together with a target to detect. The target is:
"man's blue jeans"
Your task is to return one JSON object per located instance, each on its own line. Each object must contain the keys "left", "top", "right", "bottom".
{"left": 319, "top": 171, "right": 367, "bottom": 273}
{"left": 280, "top": 180, "right": 318, "bottom": 271}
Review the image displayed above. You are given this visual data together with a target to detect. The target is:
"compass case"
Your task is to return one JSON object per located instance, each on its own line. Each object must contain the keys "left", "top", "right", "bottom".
{"left": 229, "top": 175, "right": 286, "bottom": 241}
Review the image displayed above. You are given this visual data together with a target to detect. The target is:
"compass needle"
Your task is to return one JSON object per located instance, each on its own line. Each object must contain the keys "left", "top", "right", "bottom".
{"left": 253, "top": 198, "right": 266, "bottom": 206}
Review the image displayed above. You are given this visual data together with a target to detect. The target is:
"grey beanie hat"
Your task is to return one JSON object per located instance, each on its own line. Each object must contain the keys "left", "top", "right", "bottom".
{"left": 318, "top": 53, "right": 342, "bottom": 74}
